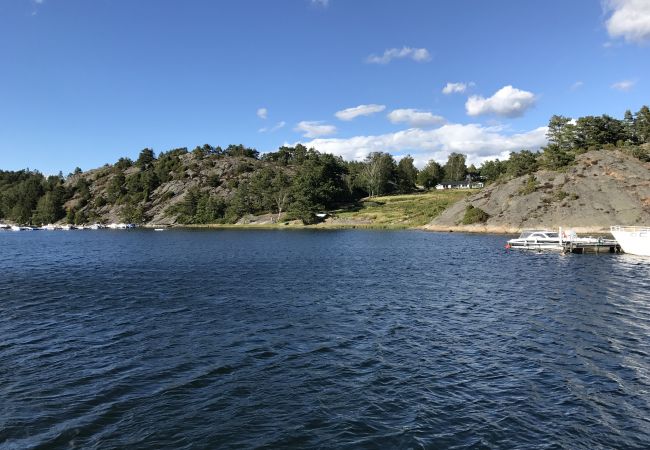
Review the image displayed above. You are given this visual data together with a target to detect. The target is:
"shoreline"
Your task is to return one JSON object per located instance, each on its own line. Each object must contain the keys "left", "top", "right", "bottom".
{"left": 421, "top": 224, "right": 615, "bottom": 235}
{"left": 140, "top": 222, "right": 616, "bottom": 236}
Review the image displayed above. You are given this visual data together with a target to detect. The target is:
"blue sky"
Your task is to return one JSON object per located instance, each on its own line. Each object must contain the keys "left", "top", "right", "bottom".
{"left": 1, "top": 0, "right": 649, "bottom": 173}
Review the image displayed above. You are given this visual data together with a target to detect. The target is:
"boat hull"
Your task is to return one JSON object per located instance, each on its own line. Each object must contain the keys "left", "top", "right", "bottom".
{"left": 610, "top": 226, "right": 650, "bottom": 256}
{"left": 507, "top": 239, "right": 564, "bottom": 251}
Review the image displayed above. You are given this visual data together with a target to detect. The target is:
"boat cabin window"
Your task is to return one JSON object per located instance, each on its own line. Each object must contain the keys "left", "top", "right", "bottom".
{"left": 526, "top": 232, "right": 558, "bottom": 239}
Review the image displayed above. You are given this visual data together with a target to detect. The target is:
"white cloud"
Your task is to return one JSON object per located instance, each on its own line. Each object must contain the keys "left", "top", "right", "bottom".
{"left": 611, "top": 79, "right": 636, "bottom": 91}
{"left": 259, "top": 121, "right": 286, "bottom": 133}
{"left": 465, "top": 85, "right": 536, "bottom": 118}
{"left": 570, "top": 81, "right": 584, "bottom": 90}
{"left": 300, "top": 123, "right": 548, "bottom": 168}
{"left": 442, "top": 82, "right": 474, "bottom": 95}
{"left": 335, "top": 104, "right": 386, "bottom": 121}
{"left": 605, "top": 0, "right": 650, "bottom": 44}
{"left": 365, "top": 47, "right": 431, "bottom": 64}
{"left": 256, "top": 107, "right": 268, "bottom": 119}
{"left": 295, "top": 121, "right": 337, "bottom": 138}
{"left": 311, "top": 0, "right": 329, "bottom": 6}
{"left": 387, "top": 109, "right": 446, "bottom": 128}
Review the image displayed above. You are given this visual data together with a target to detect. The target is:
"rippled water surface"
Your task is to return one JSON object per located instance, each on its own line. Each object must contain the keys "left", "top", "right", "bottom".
{"left": 1, "top": 229, "right": 650, "bottom": 449}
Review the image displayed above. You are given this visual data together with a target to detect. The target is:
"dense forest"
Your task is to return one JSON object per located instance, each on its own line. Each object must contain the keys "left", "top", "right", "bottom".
{"left": 1, "top": 106, "right": 649, "bottom": 226}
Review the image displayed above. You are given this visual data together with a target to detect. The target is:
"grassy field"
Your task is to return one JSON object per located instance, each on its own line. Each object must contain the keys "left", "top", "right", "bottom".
{"left": 331, "top": 190, "right": 471, "bottom": 228}
{"left": 182, "top": 189, "right": 472, "bottom": 230}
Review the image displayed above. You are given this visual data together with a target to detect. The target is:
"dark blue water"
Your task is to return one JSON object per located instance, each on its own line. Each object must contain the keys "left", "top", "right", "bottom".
{"left": 1, "top": 230, "right": 649, "bottom": 449}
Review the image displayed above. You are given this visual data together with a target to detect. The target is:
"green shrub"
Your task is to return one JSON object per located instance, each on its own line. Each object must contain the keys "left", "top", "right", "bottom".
{"left": 553, "top": 190, "right": 569, "bottom": 201}
{"left": 461, "top": 205, "right": 490, "bottom": 225}
{"left": 518, "top": 175, "right": 539, "bottom": 195}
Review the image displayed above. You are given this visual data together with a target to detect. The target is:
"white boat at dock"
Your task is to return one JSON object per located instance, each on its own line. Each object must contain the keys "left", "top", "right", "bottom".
{"left": 507, "top": 230, "right": 565, "bottom": 250}
{"left": 610, "top": 226, "right": 650, "bottom": 256}
{"left": 107, "top": 223, "right": 129, "bottom": 229}
{"left": 10, "top": 225, "right": 35, "bottom": 231}
{"left": 507, "top": 228, "right": 620, "bottom": 253}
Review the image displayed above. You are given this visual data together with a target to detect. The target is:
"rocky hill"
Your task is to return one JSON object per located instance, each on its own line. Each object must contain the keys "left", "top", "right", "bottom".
{"left": 62, "top": 150, "right": 279, "bottom": 226}
{"left": 425, "top": 150, "right": 650, "bottom": 233}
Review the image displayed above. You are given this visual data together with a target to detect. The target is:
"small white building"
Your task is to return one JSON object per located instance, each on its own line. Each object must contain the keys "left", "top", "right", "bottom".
{"left": 435, "top": 181, "right": 484, "bottom": 190}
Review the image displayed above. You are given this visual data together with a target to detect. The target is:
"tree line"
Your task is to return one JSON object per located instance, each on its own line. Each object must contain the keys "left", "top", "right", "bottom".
{"left": 1, "top": 106, "right": 648, "bottom": 225}
{"left": 478, "top": 105, "right": 650, "bottom": 182}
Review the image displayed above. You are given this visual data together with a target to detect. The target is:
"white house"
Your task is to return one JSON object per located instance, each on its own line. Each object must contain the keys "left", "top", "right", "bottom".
{"left": 435, "top": 180, "right": 484, "bottom": 190}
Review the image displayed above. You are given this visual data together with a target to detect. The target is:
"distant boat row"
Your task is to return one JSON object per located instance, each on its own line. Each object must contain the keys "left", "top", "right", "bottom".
{"left": 0, "top": 223, "right": 137, "bottom": 231}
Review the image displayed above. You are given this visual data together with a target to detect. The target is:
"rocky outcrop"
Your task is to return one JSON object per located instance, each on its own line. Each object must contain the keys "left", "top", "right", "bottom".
{"left": 62, "top": 152, "right": 268, "bottom": 226}
{"left": 425, "top": 150, "right": 650, "bottom": 233}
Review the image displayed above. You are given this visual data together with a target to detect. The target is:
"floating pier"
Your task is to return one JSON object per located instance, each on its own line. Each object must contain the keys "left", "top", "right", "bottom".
{"left": 561, "top": 239, "right": 621, "bottom": 254}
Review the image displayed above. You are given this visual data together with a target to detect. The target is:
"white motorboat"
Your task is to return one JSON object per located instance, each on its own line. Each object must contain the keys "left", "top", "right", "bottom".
{"left": 507, "top": 230, "right": 565, "bottom": 250}
{"left": 507, "top": 228, "right": 618, "bottom": 252}
{"left": 610, "top": 226, "right": 650, "bottom": 256}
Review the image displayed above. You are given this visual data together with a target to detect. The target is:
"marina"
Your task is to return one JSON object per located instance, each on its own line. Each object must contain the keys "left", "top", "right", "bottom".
{"left": 506, "top": 228, "right": 621, "bottom": 254}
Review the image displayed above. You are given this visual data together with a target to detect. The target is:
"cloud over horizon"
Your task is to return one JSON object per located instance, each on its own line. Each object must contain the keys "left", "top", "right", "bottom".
{"left": 611, "top": 79, "right": 636, "bottom": 91}
{"left": 365, "top": 47, "right": 431, "bottom": 64}
{"left": 335, "top": 104, "right": 386, "bottom": 121}
{"left": 300, "top": 123, "right": 548, "bottom": 168}
{"left": 570, "top": 81, "right": 584, "bottom": 90}
{"left": 442, "top": 82, "right": 474, "bottom": 94}
{"left": 605, "top": 0, "right": 650, "bottom": 44}
{"left": 465, "top": 85, "right": 537, "bottom": 118}
{"left": 387, "top": 109, "right": 446, "bottom": 128}
{"left": 259, "top": 121, "right": 286, "bottom": 133}
{"left": 295, "top": 121, "right": 337, "bottom": 138}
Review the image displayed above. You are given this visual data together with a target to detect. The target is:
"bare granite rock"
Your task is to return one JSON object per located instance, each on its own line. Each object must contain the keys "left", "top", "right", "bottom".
{"left": 425, "top": 150, "right": 650, "bottom": 233}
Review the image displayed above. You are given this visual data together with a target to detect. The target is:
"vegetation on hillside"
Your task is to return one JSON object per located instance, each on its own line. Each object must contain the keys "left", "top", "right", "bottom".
{"left": 478, "top": 105, "right": 650, "bottom": 183}
{"left": 333, "top": 190, "right": 470, "bottom": 228}
{"left": 1, "top": 105, "right": 649, "bottom": 226}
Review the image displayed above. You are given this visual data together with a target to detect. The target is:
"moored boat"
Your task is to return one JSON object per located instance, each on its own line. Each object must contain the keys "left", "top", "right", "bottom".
{"left": 507, "top": 230, "right": 564, "bottom": 250}
{"left": 507, "top": 228, "right": 619, "bottom": 253}
{"left": 610, "top": 226, "right": 650, "bottom": 256}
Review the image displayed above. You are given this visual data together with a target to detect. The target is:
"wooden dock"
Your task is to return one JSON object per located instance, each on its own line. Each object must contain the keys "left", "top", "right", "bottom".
{"left": 562, "top": 239, "right": 621, "bottom": 254}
